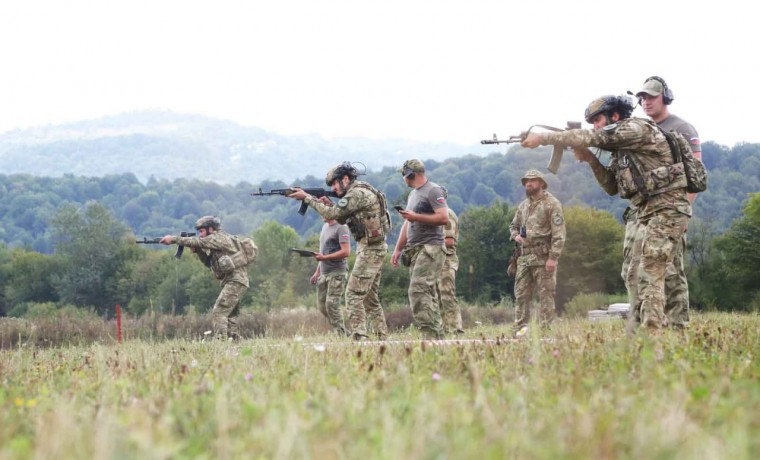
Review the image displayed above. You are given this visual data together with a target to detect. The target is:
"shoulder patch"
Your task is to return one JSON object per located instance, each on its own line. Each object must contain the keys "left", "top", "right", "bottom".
{"left": 602, "top": 123, "right": 619, "bottom": 132}
{"left": 552, "top": 214, "right": 564, "bottom": 226}
{"left": 337, "top": 198, "right": 349, "bottom": 208}
{"left": 436, "top": 196, "right": 446, "bottom": 204}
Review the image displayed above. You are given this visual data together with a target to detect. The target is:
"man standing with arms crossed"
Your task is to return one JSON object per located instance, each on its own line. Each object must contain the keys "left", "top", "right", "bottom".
{"left": 636, "top": 76, "right": 702, "bottom": 329}
{"left": 391, "top": 159, "right": 449, "bottom": 340}
{"left": 310, "top": 216, "right": 351, "bottom": 336}
{"left": 509, "top": 170, "right": 566, "bottom": 336}
{"left": 289, "top": 162, "right": 391, "bottom": 341}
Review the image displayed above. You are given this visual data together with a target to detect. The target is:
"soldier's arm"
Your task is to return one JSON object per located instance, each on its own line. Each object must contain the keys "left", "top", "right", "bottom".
{"left": 548, "top": 202, "right": 566, "bottom": 260}
{"left": 509, "top": 208, "right": 522, "bottom": 240}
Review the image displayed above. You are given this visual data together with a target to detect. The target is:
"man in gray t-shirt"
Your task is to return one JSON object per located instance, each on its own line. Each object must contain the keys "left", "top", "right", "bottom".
{"left": 310, "top": 219, "right": 351, "bottom": 335}
{"left": 636, "top": 76, "right": 701, "bottom": 329}
{"left": 391, "top": 159, "right": 449, "bottom": 339}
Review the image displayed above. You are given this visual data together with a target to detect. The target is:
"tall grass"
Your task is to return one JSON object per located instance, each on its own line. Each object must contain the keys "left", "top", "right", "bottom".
{"left": 1, "top": 312, "right": 758, "bottom": 459}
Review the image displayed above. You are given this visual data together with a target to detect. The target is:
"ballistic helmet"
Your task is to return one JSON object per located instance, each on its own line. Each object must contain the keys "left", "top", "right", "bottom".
{"left": 521, "top": 169, "right": 547, "bottom": 189}
{"left": 325, "top": 162, "right": 358, "bottom": 186}
{"left": 584, "top": 95, "right": 635, "bottom": 124}
{"left": 195, "top": 215, "right": 221, "bottom": 230}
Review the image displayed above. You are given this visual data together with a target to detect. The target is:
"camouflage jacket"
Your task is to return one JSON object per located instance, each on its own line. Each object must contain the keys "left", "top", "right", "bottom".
{"left": 509, "top": 191, "right": 565, "bottom": 262}
{"left": 305, "top": 180, "right": 388, "bottom": 248}
{"left": 543, "top": 117, "right": 691, "bottom": 220}
{"left": 176, "top": 231, "right": 250, "bottom": 287}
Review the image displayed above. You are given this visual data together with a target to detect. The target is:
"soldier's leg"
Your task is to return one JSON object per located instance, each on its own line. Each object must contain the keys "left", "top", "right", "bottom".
{"left": 316, "top": 275, "right": 329, "bottom": 319}
{"left": 363, "top": 256, "right": 388, "bottom": 340}
{"left": 536, "top": 265, "right": 557, "bottom": 327}
{"left": 408, "top": 244, "right": 445, "bottom": 339}
{"left": 623, "top": 216, "right": 644, "bottom": 331}
{"left": 346, "top": 246, "right": 384, "bottom": 340}
{"left": 324, "top": 273, "right": 348, "bottom": 335}
{"left": 513, "top": 258, "right": 536, "bottom": 330}
{"left": 439, "top": 260, "right": 462, "bottom": 333}
{"left": 665, "top": 234, "right": 690, "bottom": 328}
{"left": 637, "top": 212, "right": 689, "bottom": 330}
{"left": 212, "top": 281, "right": 248, "bottom": 340}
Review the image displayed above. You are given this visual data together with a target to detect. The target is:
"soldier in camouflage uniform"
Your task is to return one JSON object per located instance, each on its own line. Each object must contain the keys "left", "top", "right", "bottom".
{"left": 310, "top": 218, "right": 350, "bottom": 335}
{"left": 509, "top": 170, "right": 566, "bottom": 334}
{"left": 637, "top": 76, "right": 702, "bottom": 328}
{"left": 522, "top": 95, "right": 692, "bottom": 330}
{"left": 289, "top": 162, "right": 390, "bottom": 341}
{"left": 160, "top": 216, "right": 249, "bottom": 340}
{"left": 438, "top": 192, "right": 463, "bottom": 334}
{"left": 391, "top": 159, "right": 449, "bottom": 340}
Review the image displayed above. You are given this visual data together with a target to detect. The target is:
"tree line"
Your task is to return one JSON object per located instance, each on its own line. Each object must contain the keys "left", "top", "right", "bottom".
{"left": 0, "top": 141, "right": 758, "bottom": 316}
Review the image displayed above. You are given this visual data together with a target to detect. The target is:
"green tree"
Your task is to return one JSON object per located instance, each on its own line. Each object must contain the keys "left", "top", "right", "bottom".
{"left": 49, "top": 202, "right": 132, "bottom": 314}
{"left": 457, "top": 201, "right": 514, "bottom": 303}
{"left": 556, "top": 206, "right": 625, "bottom": 311}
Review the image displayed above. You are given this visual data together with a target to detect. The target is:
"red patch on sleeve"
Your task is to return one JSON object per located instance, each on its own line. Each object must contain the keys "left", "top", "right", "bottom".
{"left": 689, "top": 137, "right": 701, "bottom": 145}
{"left": 436, "top": 197, "right": 446, "bottom": 204}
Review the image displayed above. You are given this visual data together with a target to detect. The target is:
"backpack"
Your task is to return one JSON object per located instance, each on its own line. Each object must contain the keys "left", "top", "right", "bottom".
{"left": 661, "top": 128, "right": 708, "bottom": 193}
{"left": 230, "top": 235, "right": 258, "bottom": 268}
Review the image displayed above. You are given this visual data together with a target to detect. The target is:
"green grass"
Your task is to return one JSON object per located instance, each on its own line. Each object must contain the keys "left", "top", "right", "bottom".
{"left": 1, "top": 312, "right": 758, "bottom": 459}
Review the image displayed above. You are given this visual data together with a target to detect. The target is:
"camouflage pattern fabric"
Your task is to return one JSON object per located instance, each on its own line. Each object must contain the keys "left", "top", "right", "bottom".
{"left": 665, "top": 234, "right": 689, "bottom": 327}
{"left": 316, "top": 272, "right": 348, "bottom": 335}
{"left": 635, "top": 210, "right": 689, "bottom": 328}
{"left": 212, "top": 281, "right": 248, "bottom": 340}
{"left": 176, "top": 230, "right": 250, "bottom": 339}
{"left": 543, "top": 117, "right": 692, "bottom": 220}
{"left": 513, "top": 261, "right": 557, "bottom": 329}
{"left": 306, "top": 180, "right": 390, "bottom": 340}
{"left": 409, "top": 244, "right": 446, "bottom": 339}
{"left": 439, "top": 208, "right": 462, "bottom": 333}
{"left": 345, "top": 244, "right": 388, "bottom": 340}
{"left": 509, "top": 191, "right": 565, "bottom": 330}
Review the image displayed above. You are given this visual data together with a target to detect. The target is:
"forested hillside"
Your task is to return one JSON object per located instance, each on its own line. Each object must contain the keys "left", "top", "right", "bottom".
{"left": 0, "top": 139, "right": 755, "bottom": 253}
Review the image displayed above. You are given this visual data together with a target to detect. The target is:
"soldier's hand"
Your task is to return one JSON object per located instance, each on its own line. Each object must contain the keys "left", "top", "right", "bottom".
{"left": 391, "top": 249, "right": 401, "bottom": 267}
{"left": 514, "top": 235, "right": 524, "bottom": 245}
{"left": 310, "top": 273, "right": 318, "bottom": 285}
{"left": 288, "top": 188, "right": 308, "bottom": 200}
{"left": 521, "top": 132, "right": 544, "bottom": 149}
{"left": 159, "top": 235, "right": 174, "bottom": 245}
{"left": 317, "top": 196, "right": 333, "bottom": 206}
{"left": 573, "top": 147, "right": 595, "bottom": 163}
{"left": 545, "top": 258, "right": 558, "bottom": 273}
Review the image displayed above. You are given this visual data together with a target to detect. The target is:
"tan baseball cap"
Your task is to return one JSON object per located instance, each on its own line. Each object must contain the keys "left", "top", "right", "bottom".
{"left": 636, "top": 79, "right": 664, "bottom": 97}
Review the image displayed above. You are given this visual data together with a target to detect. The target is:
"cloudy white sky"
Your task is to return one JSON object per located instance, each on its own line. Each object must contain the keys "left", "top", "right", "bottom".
{"left": 1, "top": 0, "right": 756, "bottom": 146}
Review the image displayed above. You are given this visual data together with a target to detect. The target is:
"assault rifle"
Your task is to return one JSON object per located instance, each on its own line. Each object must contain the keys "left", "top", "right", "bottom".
{"left": 481, "top": 121, "right": 582, "bottom": 174}
{"left": 136, "top": 231, "right": 196, "bottom": 258}
{"left": 251, "top": 187, "right": 339, "bottom": 215}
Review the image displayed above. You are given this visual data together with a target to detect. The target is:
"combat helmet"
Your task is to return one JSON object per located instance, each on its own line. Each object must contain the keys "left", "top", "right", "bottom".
{"left": 325, "top": 162, "right": 358, "bottom": 186}
{"left": 195, "top": 215, "right": 221, "bottom": 230}
{"left": 584, "top": 95, "right": 635, "bottom": 124}
{"left": 521, "top": 169, "right": 547, "bottom": 189}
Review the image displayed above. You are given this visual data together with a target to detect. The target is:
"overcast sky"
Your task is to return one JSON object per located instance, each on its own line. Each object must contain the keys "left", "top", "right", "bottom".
{"left": 1, "top": 0, "right": 756, "bottom": 147}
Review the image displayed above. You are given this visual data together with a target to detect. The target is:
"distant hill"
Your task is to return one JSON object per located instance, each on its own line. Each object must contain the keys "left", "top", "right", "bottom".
{"left": 0, "top": 111, "right": 481, "bottom": 184}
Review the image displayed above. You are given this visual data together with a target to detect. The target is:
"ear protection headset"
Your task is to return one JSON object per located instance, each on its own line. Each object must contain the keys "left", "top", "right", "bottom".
{"left": 644, "top": 76, "right": 674, "bottom": 105}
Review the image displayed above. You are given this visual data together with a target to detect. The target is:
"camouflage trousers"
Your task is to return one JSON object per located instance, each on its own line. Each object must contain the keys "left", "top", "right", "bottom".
{"left": 213, "top": 281, "right": 248, "bottom": 340}
{"left": 513, "top": 256, "right": 556, "bottom": 329}
{"left": 316, "top": 271, "right": 348, "bottom": 335}
{"left": 408, "top": 244, "right": 445, "bottom": 339}
{"left": 437, "top": 253, "right": 462, "bottom": 334}
{"left": 623, "top": 209, "right": 690, "bottom": 329}
{"left": 346, "top": 243, "right": 388, "bottom": 340}
{"left": 629, "top": 210, "right": 689, "bottom": 329}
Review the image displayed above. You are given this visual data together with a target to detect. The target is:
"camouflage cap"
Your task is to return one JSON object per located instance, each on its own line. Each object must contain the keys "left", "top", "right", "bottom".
{"left": 399, "top": 159, "right": 425, "bottom": 178}
{"left": 521, "top": 169, "right": 547, "bottom": 189}
{"left": 636, "top": 78, "right": 664, "bottom": 97}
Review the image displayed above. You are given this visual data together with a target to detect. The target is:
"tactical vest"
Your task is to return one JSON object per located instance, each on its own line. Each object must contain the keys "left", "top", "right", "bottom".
{"left": 661, "top": 128, "right": 708, "bottom": 193}
{"left": 612, "top": 119, "right": 688, "bottom": 203}
{"left": 345, "top": 182, "right": 391, "bottom": 245}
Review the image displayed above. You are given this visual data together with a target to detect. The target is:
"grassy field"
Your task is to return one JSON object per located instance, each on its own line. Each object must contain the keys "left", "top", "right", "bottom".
{"left": 1, "top": 312, "right": 758, "bottom": 459}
